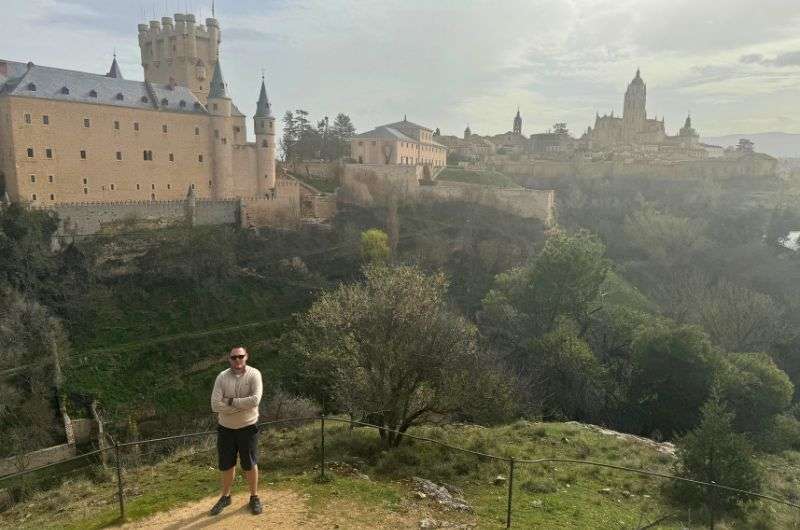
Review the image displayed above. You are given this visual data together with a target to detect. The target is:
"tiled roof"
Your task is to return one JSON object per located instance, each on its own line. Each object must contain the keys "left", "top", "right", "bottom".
{"left": 384, "top": 119, "right": 432, "bottom": 132}
{"left": 0, "top": 59, "right": 207, "bottom": 114}
{"left": 353, "top": 126, "right": 417, "bottom": 142}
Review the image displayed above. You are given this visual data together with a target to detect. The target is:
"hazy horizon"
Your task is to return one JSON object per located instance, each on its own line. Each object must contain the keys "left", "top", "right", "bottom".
{"left": 3, "top": 0, "right": 800, "bottom": 138}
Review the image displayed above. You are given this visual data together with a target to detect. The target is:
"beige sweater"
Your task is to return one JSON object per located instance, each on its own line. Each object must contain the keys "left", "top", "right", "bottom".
{"left": 210, "top": 366, "right": 263, "bottom": 429}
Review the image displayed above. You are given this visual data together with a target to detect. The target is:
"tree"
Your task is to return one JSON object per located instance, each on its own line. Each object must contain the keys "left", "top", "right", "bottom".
{"left": 628, "top": 325, "right": 717, "bottom": 438}
{"left": 481, "top": 230, "right": 609, "bottom": 343}
{"left": 360, "top": 229, "right": 390, "bottom": 264}
{"left": 331, "top": 113, "right": 356, "bottom": 160}
{"left": 623, "top": 206, "right": 708, "bottom": 267}
{"left": 281, "top": 110, "right": 297, "bottom": 162}
{"left": 293, "top": 265, "right": 489, "bottom": 447}
{"left": 716, "top": 352, "right": 794, "bottom": 434}
{"left": 671, "top": 393, "right": 761, "bottom": 514}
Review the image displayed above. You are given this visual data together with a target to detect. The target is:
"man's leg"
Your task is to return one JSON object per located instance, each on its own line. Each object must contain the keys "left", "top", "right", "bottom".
{"left": 221, "top": 466, "right": 236, "bottom": 496}
{"left": 245, "top": 465, "right": 258, "bottom": 496}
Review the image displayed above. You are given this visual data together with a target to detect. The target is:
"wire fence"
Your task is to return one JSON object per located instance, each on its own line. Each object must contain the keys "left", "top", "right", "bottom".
{"left": 1, "top": 415, "right": 799, "bottom": 529}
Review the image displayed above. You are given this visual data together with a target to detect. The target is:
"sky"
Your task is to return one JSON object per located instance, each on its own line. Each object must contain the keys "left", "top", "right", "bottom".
{"left": 4, "top": 0, "right": 800, "bottom": 138}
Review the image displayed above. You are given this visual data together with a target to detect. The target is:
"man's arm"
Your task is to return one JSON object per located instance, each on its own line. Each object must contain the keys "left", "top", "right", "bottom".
{"left": 232, "top": 371, "right": 263, "bottom": 409}
{"left": 211, "top": 374, "right": 237, "bottom": 413}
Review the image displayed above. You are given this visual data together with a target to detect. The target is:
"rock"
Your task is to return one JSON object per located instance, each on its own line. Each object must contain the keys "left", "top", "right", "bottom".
{"left": 414, "top": 491, "right": 427, "bottom": 499}
{"left": 492, "top": 475, "right": 507, "bottom": 486}
{"left": 599, "top": 487, "right": 612, "bottom": 494}
{"left": 531, "top": 499, "right": 543, "bottom": 508}
{"left": 419, "top": 517, "right": 439, "bottom": 528}
{"left": 622, "top": 490, "right": 632, "bottom": 498}
{"left": 412, "top": 477, "right": 473, "bottom": 512}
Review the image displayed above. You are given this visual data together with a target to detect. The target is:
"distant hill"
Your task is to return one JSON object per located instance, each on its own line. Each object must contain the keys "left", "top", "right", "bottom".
{"left": 702, "top": 132, "right": 800, "bottom": 158}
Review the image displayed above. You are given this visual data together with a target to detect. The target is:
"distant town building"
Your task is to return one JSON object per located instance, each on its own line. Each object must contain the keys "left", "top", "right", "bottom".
{"left": 737, "top": 138, "right": 755, "bottom": 153}
{"left": 350, "top": 118, "right": 446, "bottom": 167}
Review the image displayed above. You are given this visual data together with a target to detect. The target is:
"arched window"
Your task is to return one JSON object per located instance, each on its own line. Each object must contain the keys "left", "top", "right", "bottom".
{"left": 88, "top": 90, "right": 98, "bottom": 98}
{"left": 60, "top": 86, "right": 69, "bottom": 95}
{"left": 161, "top": 97, "right": 169, "bottom": 106}
{"left": 179, "top": 100, "right": 186, "bottom": 108}
{"left": 26, "top": 83, "right": 36, "bottom": 91}
{"left": 116, "top": 93, "right": 124, "bottom": 100}
{"left": 141, "top": 96, "right": 149, "bottom": 103}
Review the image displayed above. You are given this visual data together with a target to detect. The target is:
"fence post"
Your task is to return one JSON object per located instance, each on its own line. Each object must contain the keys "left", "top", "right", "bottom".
{"left": 708, "top": 482, "right": 716, "bottom": 530}
{"left": 506, "top": 458, "right": 515, "bottom": 529}
{"left": 113, "top": 439, "right": 125, "bottom": 521}
{"left": 319, "top": 411, "right": 326, "bottom": 481}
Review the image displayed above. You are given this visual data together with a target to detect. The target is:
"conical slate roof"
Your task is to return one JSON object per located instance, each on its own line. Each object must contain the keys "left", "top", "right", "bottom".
{"left": 255, "top": 77, "right": 271, "bottom": 117}
{"left": 106, "top": 56, "right": 123, "bottom": 79}
{"left": 208, "top": 61, "right": 227, "bottom": 98}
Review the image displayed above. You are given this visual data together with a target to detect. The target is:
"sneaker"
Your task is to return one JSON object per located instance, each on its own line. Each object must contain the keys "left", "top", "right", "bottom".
{"left": 249, "top": 495, "right": 263, "bottom": 515}
{"left": 210, "top": 495, "right": 231, "bottom": 515}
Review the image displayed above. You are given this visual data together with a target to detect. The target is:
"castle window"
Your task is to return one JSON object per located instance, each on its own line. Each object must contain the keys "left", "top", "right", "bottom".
{"left": 162, "top": 124, "right": 168, "bottom": 133}
{"left": 114, "top": 121, "right": 120, "bottom": 130}
{"left": 45, "top": 148, "right": 52, "bottom": 159}
{"left": 208, "top": 180, "right": 212, "bottom": 187}
{"left": 80, "top": 150, "right": 86, "bottom": 159}
{"left": 116, "top": 151, "right": 122, "bottom": 160}
{"left": 60, "top": 86, "right": 69, "bottom": 95}
{"left": 222, "top": 138, "right": 227, "bottom": 144}
{"left": 143, "top": 150, "right": 153, "bottom": 161}
{"left": 110, "top": 184, "right": 115, "bottom": 190}
{"left": 84, "top": 188, "right": 88, "bottom": 194}
{"left": 50, "top": 194, "right": 54, "bottom": 201}
{"left": 116, "top": 93, "right": 124, "bottom": 100}
{"left": 83, "top": 118, "right": 90, "bottom": 128}
{"left": 191, "top": 183, "right": 195, "bottom": 189}
{"left": 83, "top": 178, "right": 87, "bottom": 185}
{"left": 151, "top": 184, "right": 155, "bottom": 190}
{"left": 151, "top": 193, "right": 155, "bottom": 200}
{"left": 179, "top": 100, "right": 186, "bottom": 108}
{"left": 234, "top": 126, "right": 241, "bottom": 133}
{"left": 141, "top": 96, "right": 149, "bottom": 103}
{"left": 161, "top": 98, "right": 169, "bottom": 106}
{"left": 198, "top": 154, "right": 203, "bottom": 162}
{"left": 89, "top": 90, "right": 98, "bottom": 98}
{"left": 27, "top": 147, "right": 34, "bottom": 157}
{"left": 214, "top": 129, "right": 219, "bottom": 138}
{"left": 42, "top": 115, "right": 49, "bottom": 125}
{"left": 169, "top": 153, "right": 174, "bottom": 162}
{"left": 136, "top": 184, "right": 140, "bottom": 190}
{"left": 27, "top": 83, "right": 36, "bottom": 91}
{"left": 213, "top": 103, "right": 218, "bottom": 111}
{"left": 194, "top": 127, "right": 200, "bottom": 135}
{"left": 24, "top": 113, "right": 31, "bottom": 124}
{"left": 167, "top": 184, "right": 171, "bottom": 190}
{"left": 48, "top": 175, "right": 53, "bottom": 183}
{"left": 133, "top": 122, "right": 140, "bottom": 131}
{"left": 31, "top": 193, "right": 36, "bottom": 201}
{"left": 30, "top": 175, "right": 35, "bottom": 183}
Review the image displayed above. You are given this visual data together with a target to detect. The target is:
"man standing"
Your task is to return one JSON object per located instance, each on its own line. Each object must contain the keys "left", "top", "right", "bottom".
{"left": 209, "top": 346, "right": 264, "bottom": 515}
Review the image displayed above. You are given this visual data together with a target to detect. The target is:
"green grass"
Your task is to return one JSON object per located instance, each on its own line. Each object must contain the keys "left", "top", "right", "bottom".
{"left": 4, "top": 421, "right": 797, "bottom": 529}
{"left": 287, "top": 171, "right": 339, "bottom": 193}
{"left": 437, "top": 167, "right": 519, "bottom": 187}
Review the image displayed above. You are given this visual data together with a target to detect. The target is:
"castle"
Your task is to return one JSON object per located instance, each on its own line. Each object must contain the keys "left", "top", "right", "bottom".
{"left": 0, "top": 13, "right": 277, "bottom": 208}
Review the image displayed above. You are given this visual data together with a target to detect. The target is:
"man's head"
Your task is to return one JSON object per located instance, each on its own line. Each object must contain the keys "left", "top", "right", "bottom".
{"left": 228, "top": 346, "right": 248, "bottom": 372}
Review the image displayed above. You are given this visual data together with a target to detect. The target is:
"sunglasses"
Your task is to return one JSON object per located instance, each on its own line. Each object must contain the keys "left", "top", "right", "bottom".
{"left": 229, "top": 354, "right": 245, "bottom": 360}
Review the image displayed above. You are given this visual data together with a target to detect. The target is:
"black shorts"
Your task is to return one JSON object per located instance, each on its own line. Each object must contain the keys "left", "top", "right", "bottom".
{"left": 217, "top": 424, "right": 259, "bottom": 471}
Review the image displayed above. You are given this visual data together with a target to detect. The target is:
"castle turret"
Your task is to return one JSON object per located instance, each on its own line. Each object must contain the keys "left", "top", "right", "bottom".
{"left": 254, "top": 76, "right": 276, "bottom": 195}
{"left": 513, "top": 108, "right": 522, "bottom": 135}
{"left": 106, "top": 55, "right": 123, "bottom": 79}
{"left": 207, "top": 61, "right": 234, "bottom": 198}
{"left": 464, "top": 124, "right": 471, "bottom": 139}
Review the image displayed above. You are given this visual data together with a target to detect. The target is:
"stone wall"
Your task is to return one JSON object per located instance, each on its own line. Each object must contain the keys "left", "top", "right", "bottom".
{"left": 50, "top": 177, "right": 301, "bottom": 236}
{"left": 0, "top": 443, "right": 76, "bottom": 477}
{"left": 341, "top": 163, "right": 422, "bottom": 206}
{"left": 419, "top": 182, "right": 555, "bottom": 225}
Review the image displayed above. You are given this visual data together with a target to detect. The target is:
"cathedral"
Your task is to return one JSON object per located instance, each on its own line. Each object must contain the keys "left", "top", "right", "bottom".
{"left": 582, "top": 69, "right": 701, "bottom": 154}
{"left": 0, "top": 13, "right": 277, "bottom": 206}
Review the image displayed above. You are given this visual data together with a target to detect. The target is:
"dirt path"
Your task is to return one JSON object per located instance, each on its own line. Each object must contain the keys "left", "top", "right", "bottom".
{"left": 121, "top": 489, "right": 428, "bottom": 529}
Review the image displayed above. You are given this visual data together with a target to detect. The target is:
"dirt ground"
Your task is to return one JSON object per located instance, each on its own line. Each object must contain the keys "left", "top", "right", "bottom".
{"left": 121, "top": 489, "right": 433, "bottom": 529}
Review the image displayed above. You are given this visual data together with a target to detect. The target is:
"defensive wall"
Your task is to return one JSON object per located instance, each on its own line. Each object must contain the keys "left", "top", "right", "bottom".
{"left": 0, "top": 419, "right": 93, "bottom": 477}
{"left": 495, "top": 154, "right": 777, "bottom": 185}
{"left": 49, "top": 178, "right": 302, "bottom": 236}
{"left": 340, "top": 163, "right": 554, "bottom": 225}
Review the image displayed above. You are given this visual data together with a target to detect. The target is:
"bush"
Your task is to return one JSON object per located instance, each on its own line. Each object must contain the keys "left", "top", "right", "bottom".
{"left": 753, "top": 414, "right": 800, "bottom": 453}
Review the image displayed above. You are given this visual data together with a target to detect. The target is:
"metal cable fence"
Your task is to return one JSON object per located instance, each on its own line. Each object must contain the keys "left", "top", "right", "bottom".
{"left": 1, "top": 415, "right": 798, "bottom": 529}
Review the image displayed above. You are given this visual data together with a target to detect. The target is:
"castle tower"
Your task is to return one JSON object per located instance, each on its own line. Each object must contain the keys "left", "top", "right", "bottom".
{"left": 254, "top": 76, "right": 276, "bottom": 196}
{"left": 513, "top": 108, "right": 522, "bottom": 135}
{"left": 137, "top": 13, "right": 221, "bottom": 103}
{"left": 207, "top": 61, "right": 234, "bottom": 198}
{"left": 622, "top": 69, "right": 647, "bottom": 140}
{"left": 464, "top": 124, "right": 471, "bottom": 139}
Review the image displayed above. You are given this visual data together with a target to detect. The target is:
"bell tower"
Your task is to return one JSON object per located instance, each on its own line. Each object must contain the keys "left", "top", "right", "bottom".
{"left": 254, "top": 76, "right": 276, "bottom": 195}
{"left": 137, "top": 13, "right": 221, "bottom": 103}
{"left": 623, "top": 69, "right": 647, "bottom": 139}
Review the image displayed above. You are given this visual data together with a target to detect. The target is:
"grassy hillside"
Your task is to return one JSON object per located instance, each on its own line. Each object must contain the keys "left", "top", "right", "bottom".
{"left": 437, "top": 167, "right": 519, "bottom": 187}
{"left": 2, "top": 421, "right": 797, "bottom": 529}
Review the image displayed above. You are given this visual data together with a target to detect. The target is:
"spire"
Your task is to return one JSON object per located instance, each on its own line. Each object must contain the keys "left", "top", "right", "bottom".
{"left": 255, "top": 75, "right": 271, "bottom": 117}
{"left": 636, "top": 67, "right": 640, "bottom": 79}
{"left": 208, "top": 60, "right": 227, "bottom": 98}
{"left": 106, "top": 53, "right": 123, "bottom": 79}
